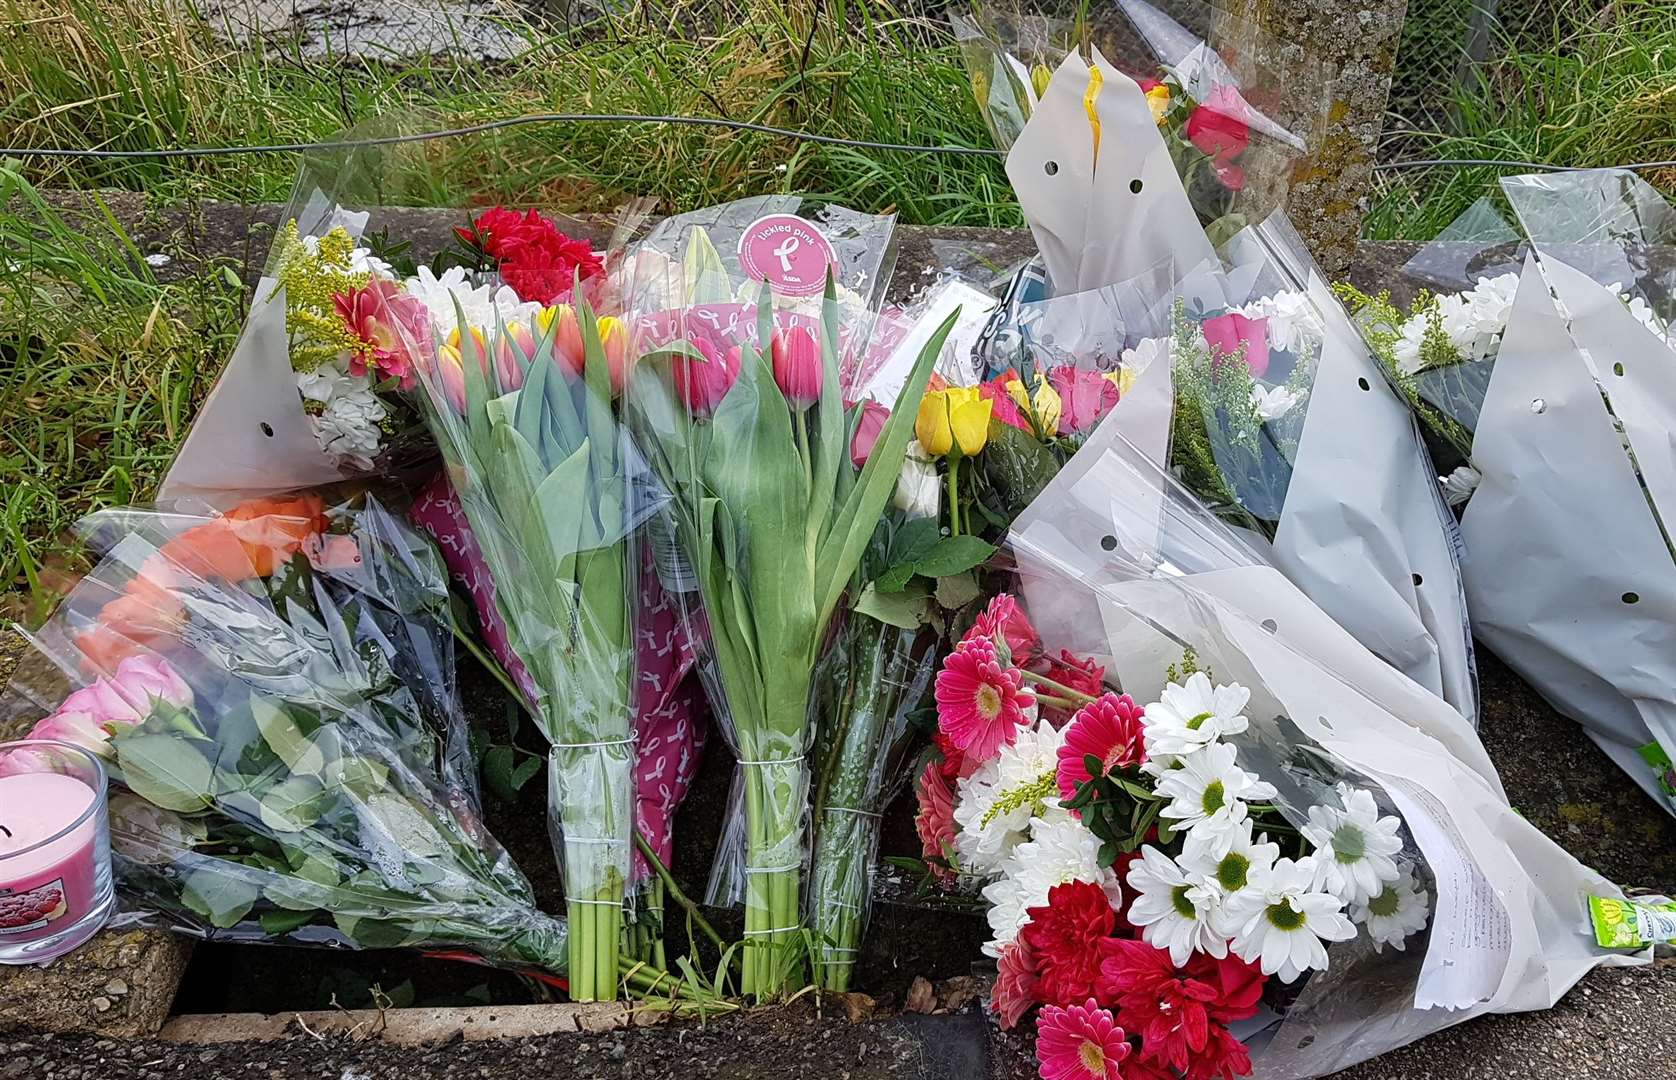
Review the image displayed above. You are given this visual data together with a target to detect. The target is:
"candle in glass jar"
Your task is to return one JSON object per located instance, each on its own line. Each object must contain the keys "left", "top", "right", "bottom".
{"left": 0, "top": 771, "right": 99, "bottom": 942}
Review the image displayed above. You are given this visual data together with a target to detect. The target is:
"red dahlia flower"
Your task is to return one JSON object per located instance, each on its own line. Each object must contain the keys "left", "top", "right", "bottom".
{"left": 1021, "top": 880, "right": 1119, "bottom": 1007}
{"left": 1057, "top": 692, "right": 1147, "bottom": 802}
{"left": 1184, "top": 952, "right": 1265, "bottom": 1024}
{"left": 992, "top": 937, "right": 1041, "bottom": 1030}
{"left": 1035, "top": 999, "right": 1130, "bottom": 1080}
{"left": 935, "top": 636, "right": 1033, "bottom": 762}
{"left": 1184, "top": 1023, "right": 1253, "bottom": 1080}
{"left": 1098, "top": 938, "right": 1219, "bottom": 1073}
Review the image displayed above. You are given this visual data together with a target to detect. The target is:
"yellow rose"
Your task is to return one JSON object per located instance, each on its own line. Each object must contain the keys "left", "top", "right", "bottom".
{"left": 1146, "top": 84, "right": 1171, "bottom": 126}
{"left": 915, "top": 387, "right": 993, "bottom": 457}
{"left": 1005, "top": 377, "right": 1062, "bottom": 439}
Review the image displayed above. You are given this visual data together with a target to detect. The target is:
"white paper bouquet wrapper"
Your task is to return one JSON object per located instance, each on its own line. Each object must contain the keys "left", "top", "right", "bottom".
{"left": 1008, "top": 421, "right": 1643, "bottom": 1077}
{"left": 975, "top": 42, "right": 1476, "bottom": 726}
{"left": 1391, "top": 171, "right": 1676, "bottom": 812}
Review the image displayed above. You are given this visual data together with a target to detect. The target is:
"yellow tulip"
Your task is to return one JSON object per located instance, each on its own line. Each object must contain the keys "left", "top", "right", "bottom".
{"left": 915, "top": 387, "right": 993, "bottom": 458}
{"left": 1145, "top": 84, "right": 1171, "bottom": 126}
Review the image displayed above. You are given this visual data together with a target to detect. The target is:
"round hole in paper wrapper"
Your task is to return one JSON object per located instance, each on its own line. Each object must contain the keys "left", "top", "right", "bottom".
{"left": 1099, "top": 534, "right": 1117, "bottom": 552}
{"left": 1357, "top": 377, "right": 1370, "bottom": 391}
{"left": 1623, "top": 591, "right": 1641, "bottom": 605}
{"left": 1260, "top": 618, "right": 1278, "bottom": 633}
{"left": 1129, "top": 178, "right": 1143, "bottom": 194}
{"left": 1043, "top": 160, "right": 1059, "bottom": 176}
{"left": 737, "top": 214, "right": 838, "bottom": 299}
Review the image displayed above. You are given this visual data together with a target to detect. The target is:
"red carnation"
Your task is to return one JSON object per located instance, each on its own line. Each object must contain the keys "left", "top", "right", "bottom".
{"left": 1020, "top": 880, "right": 1119, "bottom": 1007}
{"left": 458, "top": 207, "right": 603, "bottom": 305}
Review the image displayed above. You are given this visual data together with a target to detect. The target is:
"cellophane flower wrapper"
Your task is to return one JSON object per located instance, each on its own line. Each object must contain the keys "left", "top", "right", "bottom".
{"left": 14, "top": 527, "right": 567, "bottom": 973}
{"left": 993, "top": 421, "right": 1643, "bottom": 1077}
{"left": 956, "top": 17, "right": 1478, "bottom": 727}
{"left": 71, "top": 492, "right": 483, "bottom": 822}
{"left": 615, "top": 196, "right": 957, "bottom": 997}
{"left": 1354, "top": 170, "right": 1676, "bottom": 812}
{"left": 393, "top": 267, "right": 649, "bottom": 1000}
{"left": 806, "top": 615, "right": 936, "bottom": 990}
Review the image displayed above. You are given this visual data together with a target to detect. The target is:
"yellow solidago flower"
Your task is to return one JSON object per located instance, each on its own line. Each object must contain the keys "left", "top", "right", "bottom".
{"left": 916, "top": 387, "right": 992, "bottom": 457}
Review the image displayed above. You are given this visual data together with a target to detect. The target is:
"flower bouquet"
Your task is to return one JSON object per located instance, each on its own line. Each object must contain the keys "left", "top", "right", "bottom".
{"left": 950, "top": 20, "right": 1478, "bottom": 726}
{"left": 10, "top": 520, "right": 580, "bottom": 978}
{"left": 913, "top": 424, "right": 1645, "bottom": 1078}
{"left": 618, "top": 197, "right": 958, "bottom": 997}
{"left": 1342, "top": 170, "right": 1676, "bottom": 814}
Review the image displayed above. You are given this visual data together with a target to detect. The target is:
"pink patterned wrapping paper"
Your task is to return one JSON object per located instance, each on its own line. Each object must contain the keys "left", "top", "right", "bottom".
{"left": 410, "top": 473, "right": 708, "bottom": 883}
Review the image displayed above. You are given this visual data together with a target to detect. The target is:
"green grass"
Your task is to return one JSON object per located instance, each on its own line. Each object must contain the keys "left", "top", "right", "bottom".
{"left": 0, "top": 0, "right": 1015, "bottom": 226}
{"left": 1368, "top": 0, "right": 1676, "bottom": 238}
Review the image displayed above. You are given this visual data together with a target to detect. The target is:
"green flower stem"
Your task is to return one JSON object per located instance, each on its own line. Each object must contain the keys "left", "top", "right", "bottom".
{"left": 1020, "top": 669, "right": 1098, "bottom": 703}
{"left": 634, "top": 832, "right": 725, "bottom": 953}
{"left": 946, "top": 455, "right": 961, "bottom": 535}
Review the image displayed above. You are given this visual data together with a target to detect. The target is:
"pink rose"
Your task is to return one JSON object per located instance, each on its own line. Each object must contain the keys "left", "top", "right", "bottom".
{"left": 1048, "top": 366, "right": 1121, "bottom": 435}
{"left": 29, "top": 708, "right": 118, "bottom": 758}
{"left": 1201, "top": 313, "right": 1270, "bottom": 378}
{"left": 0, "top": 745, "right": 69, "bottom": 777}
{"left": 110, "top": 655, "right": 193, "bottom": 712}
{"left": 55, "top": 679, "right": 142, "bottom": 728}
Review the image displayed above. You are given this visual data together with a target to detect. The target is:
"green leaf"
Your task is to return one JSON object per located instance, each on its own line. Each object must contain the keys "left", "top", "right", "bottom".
{"left": 322, "top": 756, "right": 389, "bottom": 797}
{"left": 258, "top": 776, "right": 326, "bottom": 833}
{"left": 260, "top": 908, "right": 316, "bottom": 935}
{"left": 874, "top": 562, "right": 917, "bottom": 594}
{"left": 979, "top": 418, "right": 1063, "bottom": 516}
{"left": 913, "top": 535, "right": 996, "bottom": 578}
{"left": 181, "top": 868, "right": 259, "bottom": 929}
{"left": 335, "top": 914, "right": 427, "bottom": 950}
{"left": 115, "top": 734, "right": 216, "bottom": 813}
{"left": 483, "top": 745, "right": 539, "bottom": 801}
{"left": 252, "top": 697, "right": 325, "bottom": 775}
{"left": 362, "top": 792, "right": 447, "bottom": 858}
{"left": 933, "top": 571, "right": 983, "bottom": 610}
{"left": 890, "top": 517, "right": 942, "bottom": 565}
{"left": 853, "top": 582, "right": 930, "bottom": 630}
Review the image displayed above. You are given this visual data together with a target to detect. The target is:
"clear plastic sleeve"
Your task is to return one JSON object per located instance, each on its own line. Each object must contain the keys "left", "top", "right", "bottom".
{"left": 615, "top": 197, "right": 959, "bottom": 998}
{"left": 806, "top": 615, "right": 937, "bottom": 991}
{"left": 391, "top": 266, "right": 644, "bottom": 1000}
{"left": 10, "top": 523, "right": 566, "bottom": 974}
{"left": 979, "top": 425, "right": 1642, "bottom": 1077}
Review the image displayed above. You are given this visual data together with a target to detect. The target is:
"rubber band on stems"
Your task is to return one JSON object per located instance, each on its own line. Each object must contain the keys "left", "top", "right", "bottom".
{"left": 736, "top": 756, "right": 805, "bottom": 766}
{"left": 550, "top": 737, "right": 637, "bottom": 749}
{"left": 743, "top": 924, "right": 804, "bottom": 936}
{"left": 821, "top": 806, "right": 882, "bottom": 819}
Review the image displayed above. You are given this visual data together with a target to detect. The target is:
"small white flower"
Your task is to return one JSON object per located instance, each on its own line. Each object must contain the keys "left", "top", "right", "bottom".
{"left": 1394, "top": 272, "right": 1518, "bottom": 375}
{"left": 1120, "top": 335, "right": 1172, "bottom": 377}
{"left": 1440, "top": 465, "right": 1480, "bottom": 507}
{"left": 405, "top": 265, "right": 540, "bottom": 341}
{"left": 1235, "top": 290, "right": 1322, "bottom": 357}
{"left": 1153, "top": 741, "right": 1277, "bottom": 835}
{"left": 1180, "top": 815, "right": 1280, "bottom": 925}
{"left": 1301, "top": 783, "right": 1404, "bottom": 904}
{"left": 1352, "top": 861, "right": 1430, "bottom": 951}
{"left": 1222, "top": 855, "right": 1355, "bottom": 982}
{"left": 300, "top": 232, "right": 390, "bottom": 276}
{"left": 981, "top": 816, "right": 1119, "bottom": 956}
{"left": 1250, "top": 383, "right": 1303, "bottom": 422}
{"left": 953, "top": 721, "right": 1067, "bottom": 876}
{"left": 892, "top": 440, "right": 941, "bottom": 519}
{"left": 299, "top": 359, "right": 386, "bottom": 470}
{"left": 1143, "top": 673, "right": 1252, "bottom": 760}
{"left": 1125, "top": 844, "right": 1226, "bottom": 966}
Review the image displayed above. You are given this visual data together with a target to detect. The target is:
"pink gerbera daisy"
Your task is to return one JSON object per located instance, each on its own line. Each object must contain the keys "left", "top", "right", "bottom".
{"left": 935, "top": 637, "right": 1033, "bottom": 761}
{"left": 1056, "top": 692, "right": 1148, "bottom": 801}
{"left": 1036, "top": 999, "right": 1131, "bottom": 1080}
{"left": 962, "top": 593, "right": 1040, "bottom": 664}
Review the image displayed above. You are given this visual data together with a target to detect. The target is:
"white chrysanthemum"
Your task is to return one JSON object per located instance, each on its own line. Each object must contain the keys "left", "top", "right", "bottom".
{"left": 1120, "top": 335, "right": 1172, "bottom": 377}
{"left": 1251, "top": 383, "right": 1303, "bottom": 422}
{"left": 299, "top": 232, "right": 391, "bottom": 276}
{"left": 298, "top": 360, "right": 386, "bottom": 470}
{"left": 1222, "top": 855, "right": 1355, "bottom": 982}
{"left": 1352, "top": 861, "right": 1430, "bottom": 952}
{"left": 1180, "top": 815, "right": 1280, "bottom": 926}
{"left": 1143, "top": 673, "right": 1252, "bottom": 760}
{"left": 980, "top": 816, "right": 1119, "bottom": 956}
{"left": 1301, "top": 783, "right": 1405, "bottom": 904}
{"left": 405, "top": 265, "right": 541, "bottom": 341}
{"left": 1153, "top": 741, "right": 1277, "bottom": 835}
{"left": 1394, "top": 272, "right": 1518, "bottom": 375}
{"left": 953, "top": 721, "right": 1067, "bottom": 876}
{"left": 1124, "top": 844, "right": 1226, "bottom": 966}
{"left": 1236, "top": 290, "right": 1323, "bottom": 357}
{"left": 1440, "top": 465, "right": 1481, "bottom": 507}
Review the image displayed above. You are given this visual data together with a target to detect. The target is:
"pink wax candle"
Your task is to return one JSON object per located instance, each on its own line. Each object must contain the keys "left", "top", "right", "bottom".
{"left": 0, "top": 741, "right": 114, "bottom": 963}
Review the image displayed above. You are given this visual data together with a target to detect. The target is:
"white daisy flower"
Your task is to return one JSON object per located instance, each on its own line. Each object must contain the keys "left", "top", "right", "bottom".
{"left": 980, "top": 816, "right": 1119, "bottom": 956}
{"left": 1180, "top": 815, "right": 1280, "bottom": 927}
{"left": 1235, "top": 290, "right": 1322, "bottom": 357}
{"left": 1352, "top": 861, "right": 1430, "bottom": 952}
{"left": 1250, "top": 383, "right": 1303, "bottom": 422}
{"left": 1300, "top": 783, "right": 1404, "bottom": 904}
{"left": 1142, "top": 673, "right": 1252, "bottom": 760}
{"left": 1440, "top": 465, "right": 1480, "bottom": 507}
{"left": 1223, "top": 855, "right": 1355, "bottom": 982}
{"left": 1153, "top": 740, "right": 1276, "bottom": 835}
{"left": 1124, "top": 844, "right": 1226, "bottom": 966}
{"left": 953, "top": 721, "right": 1067, "bottom": 876}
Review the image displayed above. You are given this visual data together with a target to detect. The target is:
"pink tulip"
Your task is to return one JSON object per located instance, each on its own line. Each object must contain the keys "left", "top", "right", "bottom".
{"left": 1049, "top": 366, "right": 1121, "bottom": 435}
{"left": 672, "top": 336, "right": 742, "bottom": 418}
{"left": 850, "top": 400, "right": 890, "bottom": 468}
{"left": 493, "top": 323, "right": 534, "bottom": 393}
{"left": 111, "top": 655, "right": 193, "bottom": 712}
{"left": 1201, "top": 313, "right": 1271, "bottom": 378}
{"left": 770, "top": 326, "right": 823, "bottom": 410}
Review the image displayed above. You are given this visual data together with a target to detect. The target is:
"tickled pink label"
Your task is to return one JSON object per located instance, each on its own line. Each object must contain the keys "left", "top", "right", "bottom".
{"left": 737, "top": 214, "right": 837, "bottom": 298}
